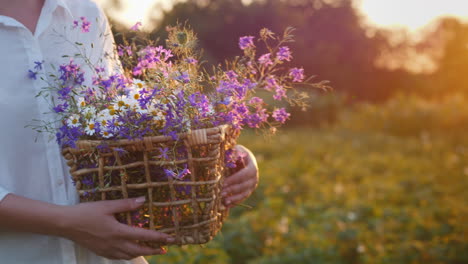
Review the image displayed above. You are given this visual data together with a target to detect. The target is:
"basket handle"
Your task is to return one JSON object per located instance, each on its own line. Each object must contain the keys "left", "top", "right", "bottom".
{"left": 187, "top": 129, "right": 208, "bottom": 146}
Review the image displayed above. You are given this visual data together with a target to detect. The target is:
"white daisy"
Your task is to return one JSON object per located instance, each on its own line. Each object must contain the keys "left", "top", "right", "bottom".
{"left": 76, "top": 97, "right": 86, "bottom": 110}
{"left": 100, "top": 130, "right": 114, "bottom": 138}
{"left": 132, "top": 79, "right": 145, "bottom": 90}
{"left": 114, "top": 95, "right": 130, "bottom": 111}
{"left": 96, "top": 109, "right": 113, "bottom": 128}
{"left": 66, "top": 114, "right": 81, "bottom": 128}
{"left": 82, "top": 106, "right": 97, "bottom": 121}
{"left": 129, "top": 89, "right": 142, "bottom": 101}
{"left": 84, "top": 121, "right": 96, "bottom": 136}
{"left": 123, "top": 96, "right": 139, "bottom": 110}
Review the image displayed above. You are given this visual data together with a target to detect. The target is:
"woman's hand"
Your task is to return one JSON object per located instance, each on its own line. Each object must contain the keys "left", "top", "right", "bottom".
{"left": 61, "top": 197, "right": 174, "bottom": 260}
{"left": 221, "top": 145, "right": 259, "bottom": 209}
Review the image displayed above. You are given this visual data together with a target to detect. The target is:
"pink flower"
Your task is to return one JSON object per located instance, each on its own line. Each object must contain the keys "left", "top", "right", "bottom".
{"left": 289, "top": 67, "right": 304, "bottom": 82}
{"left": 265, "top": 76, "right": 278, "bottom": 91}
{"left": 249, "top": 97, "right": 264, "bottom": 108}
{"left": 273, "top": 85, "right": 287, "bottom": 101}
{"left": 277, "top": 46, "right": 292, "bottom": 61}
{"left": 130, "top": 22, "right": 142, "bottom": 31}
{"left": 239, "top": 36, "right": 255, "bottom": 50}
{"left": 80, "top": 17, "right": 90, "bottom": 33}
{"left": 272, "top": 108, "right": 290, "bottom": 124}
{"left": 258, "top": 53, "right": 273, "bottom": 67}
{"left": 72, "top": 17, "right": 91, "bottom": 33}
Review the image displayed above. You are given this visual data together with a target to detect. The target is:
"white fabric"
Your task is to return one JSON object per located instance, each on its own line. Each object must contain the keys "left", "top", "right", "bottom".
{"left": 0, "top": 0, "right": 147, "bottom": 263}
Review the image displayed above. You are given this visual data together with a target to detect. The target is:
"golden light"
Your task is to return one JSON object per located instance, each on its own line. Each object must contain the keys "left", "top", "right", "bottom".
{"left": 357, "top": 0, "right": 468, "bottom": 32}
{"left": 96, "top": 0, "right": 175, "bottom": 29}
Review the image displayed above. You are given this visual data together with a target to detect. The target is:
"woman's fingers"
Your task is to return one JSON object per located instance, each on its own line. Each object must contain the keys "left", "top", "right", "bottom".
{"left": 225, "top": 190, "right": 252, "bottom": 208}
{"left": 108, "top": 251, "right": 135, "bottom": 261}
{"left": 118, "top": 241, "right": 166, "bottom": 259}
{"left": 221, "top": 145, "right": 259, "bottom": 208}
{"left": 223, "top": 168, "right": 249, "bottom": 187}
{"left": 100, "top": 197, "right": 146, "bottom": 214}
{"left": 222, "top": 177, "right": 257, "bottom": 198}
{"left": 117, "top": 224, "right": 175, "bottom": 244}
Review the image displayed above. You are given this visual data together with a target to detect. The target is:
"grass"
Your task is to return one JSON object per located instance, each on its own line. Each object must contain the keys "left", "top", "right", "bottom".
{"left": 147, "top": 124, "right": 467, "bottom": 264}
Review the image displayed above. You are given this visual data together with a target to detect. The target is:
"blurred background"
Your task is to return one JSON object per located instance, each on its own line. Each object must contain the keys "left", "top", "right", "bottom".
{"left": 97, "top": 0, "right": 467, "bottom": 263}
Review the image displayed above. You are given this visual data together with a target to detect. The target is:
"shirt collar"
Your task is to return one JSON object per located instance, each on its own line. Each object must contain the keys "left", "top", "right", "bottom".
{"left": 53, "top": 0, "right": 75, "bottom": 20}
{"left": 0, "top": 15, "right": 23, "bottom": 28}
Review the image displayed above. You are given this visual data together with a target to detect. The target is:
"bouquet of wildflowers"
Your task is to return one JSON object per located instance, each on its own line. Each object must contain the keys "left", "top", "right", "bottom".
{"left": 29, "top": 20, "right": 328, "bottom": 245}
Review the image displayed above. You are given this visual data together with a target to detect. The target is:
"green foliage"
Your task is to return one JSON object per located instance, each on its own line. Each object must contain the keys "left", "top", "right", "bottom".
{"left": 340, "top": 93, "right": 468, "bottom": 139}
{"left": 147, "top": 97, "right": 468, "bottom": 264}
{"left": 288, "top": 91, "right": 347, "bottom": 127}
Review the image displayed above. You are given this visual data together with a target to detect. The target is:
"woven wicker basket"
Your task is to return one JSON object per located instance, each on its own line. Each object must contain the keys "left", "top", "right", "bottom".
{"left": 62, "top": 124, "right": 237, "bottom": 245}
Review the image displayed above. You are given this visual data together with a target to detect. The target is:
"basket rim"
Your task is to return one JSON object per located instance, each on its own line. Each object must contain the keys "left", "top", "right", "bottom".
{"left": 62, "top": 124, "right": 230, "bottom": 152}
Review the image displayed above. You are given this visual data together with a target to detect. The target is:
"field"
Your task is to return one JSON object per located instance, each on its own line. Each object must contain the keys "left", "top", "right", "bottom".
{"left": 148, "top": 97, "right": 468, "bottom": 264}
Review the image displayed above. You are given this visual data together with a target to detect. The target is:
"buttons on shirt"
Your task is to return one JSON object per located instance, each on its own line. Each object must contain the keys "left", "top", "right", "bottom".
{"left": 57, "top": 179, "right": 64, "bottom": 186}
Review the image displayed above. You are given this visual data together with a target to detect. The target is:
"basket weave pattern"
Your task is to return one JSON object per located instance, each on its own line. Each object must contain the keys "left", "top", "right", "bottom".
{"left": 62, "top": 125, "right": 235, "bottom": 245}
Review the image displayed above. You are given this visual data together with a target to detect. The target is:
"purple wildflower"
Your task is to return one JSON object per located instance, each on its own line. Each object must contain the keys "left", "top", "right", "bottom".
{"left": 185, "top": 57, "right": 198, "bottom": 64}
{"left": 164, "top": 168, "right": 177, "bottom": 178}
{"left": 272, "top": 108, "right": 291, "bottom": 124}
{"left": 167, "top": 130, "right": 178, "bottom": 141}
{"left": 53, "top": 102, "right": 69, "bottom": 113}
{"left": 239, "top": 36, "right": 255, "bottom": 50}
{"left": 96, "top": 144, "right": 111, "bottom": 153}
{"left": 95, "top": 66, "right": 105, "bottom": 73}
{"left": 176, "top": 72, "right": 190, "bottom": 83}
{"left": 277, "top": 46, "right": 292, "bottom": 61}
{"left": 28, "top": 70, "right": 37, "bottom": 80}
{"left": 58, "top": 59, "right": 85, "bottom": 85}
{"left": 58, "top": 86, "right": 72, "bottom": 100}
{"left": 273, "top": 85, "right": 287, "bottom": 101}
{"left": 113, "top": 147, "right": 127, "bottom": 156}
{"left": 80, "top": 17, "right": 91, "bottom": 33}
{"left": 133, "top": 66, "right": 143, "bottom": 76}
{"left": 81, "top": 175, "right": 94, "bottom": 187}
{"left": 265, "top": 76, "right": 278, "bottom": 91}
{"left": 225, "top": 149, "right": 236, "bottom": 168}
{"left": 226, "top": 70, "right": 238, "bottom": 80}
{"left": 189, "top": 92, "right": 211, "bottom": 117}
{"left": 164, "top": 166, "right": 191, "bottom": 180}
{"left": 176, "top": 166, "right": 191, "bottom": 179}
{"left": 225, "top": 149, "right": 245, "bottom": 168}
{"left": 34, "top": 60, "right": 44, "bottom": 71}
{"left": 247, "top": 108, "right": 269, "bottom": 128}
{"left": 56, "top": 124, "right": 83, "bottom": 148}
{"left": 249, "top": 97, "right": 264, "bottom": 108}
{"left": 258, "top": 53, "right": 273, "bottom": 67}
{"left": 157, "top": 147, "right": 170, "bottom": 160}
{"left": 289, "top": 67, "right": 304, "bottom": 82}
{"left": 118, "top": 45, "right": 133, "bottom": 56}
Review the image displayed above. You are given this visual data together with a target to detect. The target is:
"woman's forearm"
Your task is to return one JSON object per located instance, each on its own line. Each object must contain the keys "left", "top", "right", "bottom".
{"left": 0, "top": 193, "right": 173, "bottom": 259}
{"left": 0, "top": 194, "right": 67, "bottom": 236}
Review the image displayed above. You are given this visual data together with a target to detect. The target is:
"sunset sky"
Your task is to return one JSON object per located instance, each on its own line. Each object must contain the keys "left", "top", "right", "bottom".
{"left": 97, "top": 0, "right": 468, "bottom": 32}
{"left": 357, "top": 0, "right": 468, "bottom": 32}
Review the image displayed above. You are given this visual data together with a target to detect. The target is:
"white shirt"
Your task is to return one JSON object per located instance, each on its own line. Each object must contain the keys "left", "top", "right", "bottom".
{"left": 0, "top": 0, "right": 147, "bottom": 263}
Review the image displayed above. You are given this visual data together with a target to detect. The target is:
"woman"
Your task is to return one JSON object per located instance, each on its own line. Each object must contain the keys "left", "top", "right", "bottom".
{"left": 0, "top": 0, "right": 259, "bottom": 263}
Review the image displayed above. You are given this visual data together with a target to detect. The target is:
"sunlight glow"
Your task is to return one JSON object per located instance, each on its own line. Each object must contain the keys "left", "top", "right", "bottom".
{"left": 357, "top": 0, "right": 468, "bottom": 32}
{"left": 96, "top": 0, "right": 175, "bottom": 29}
